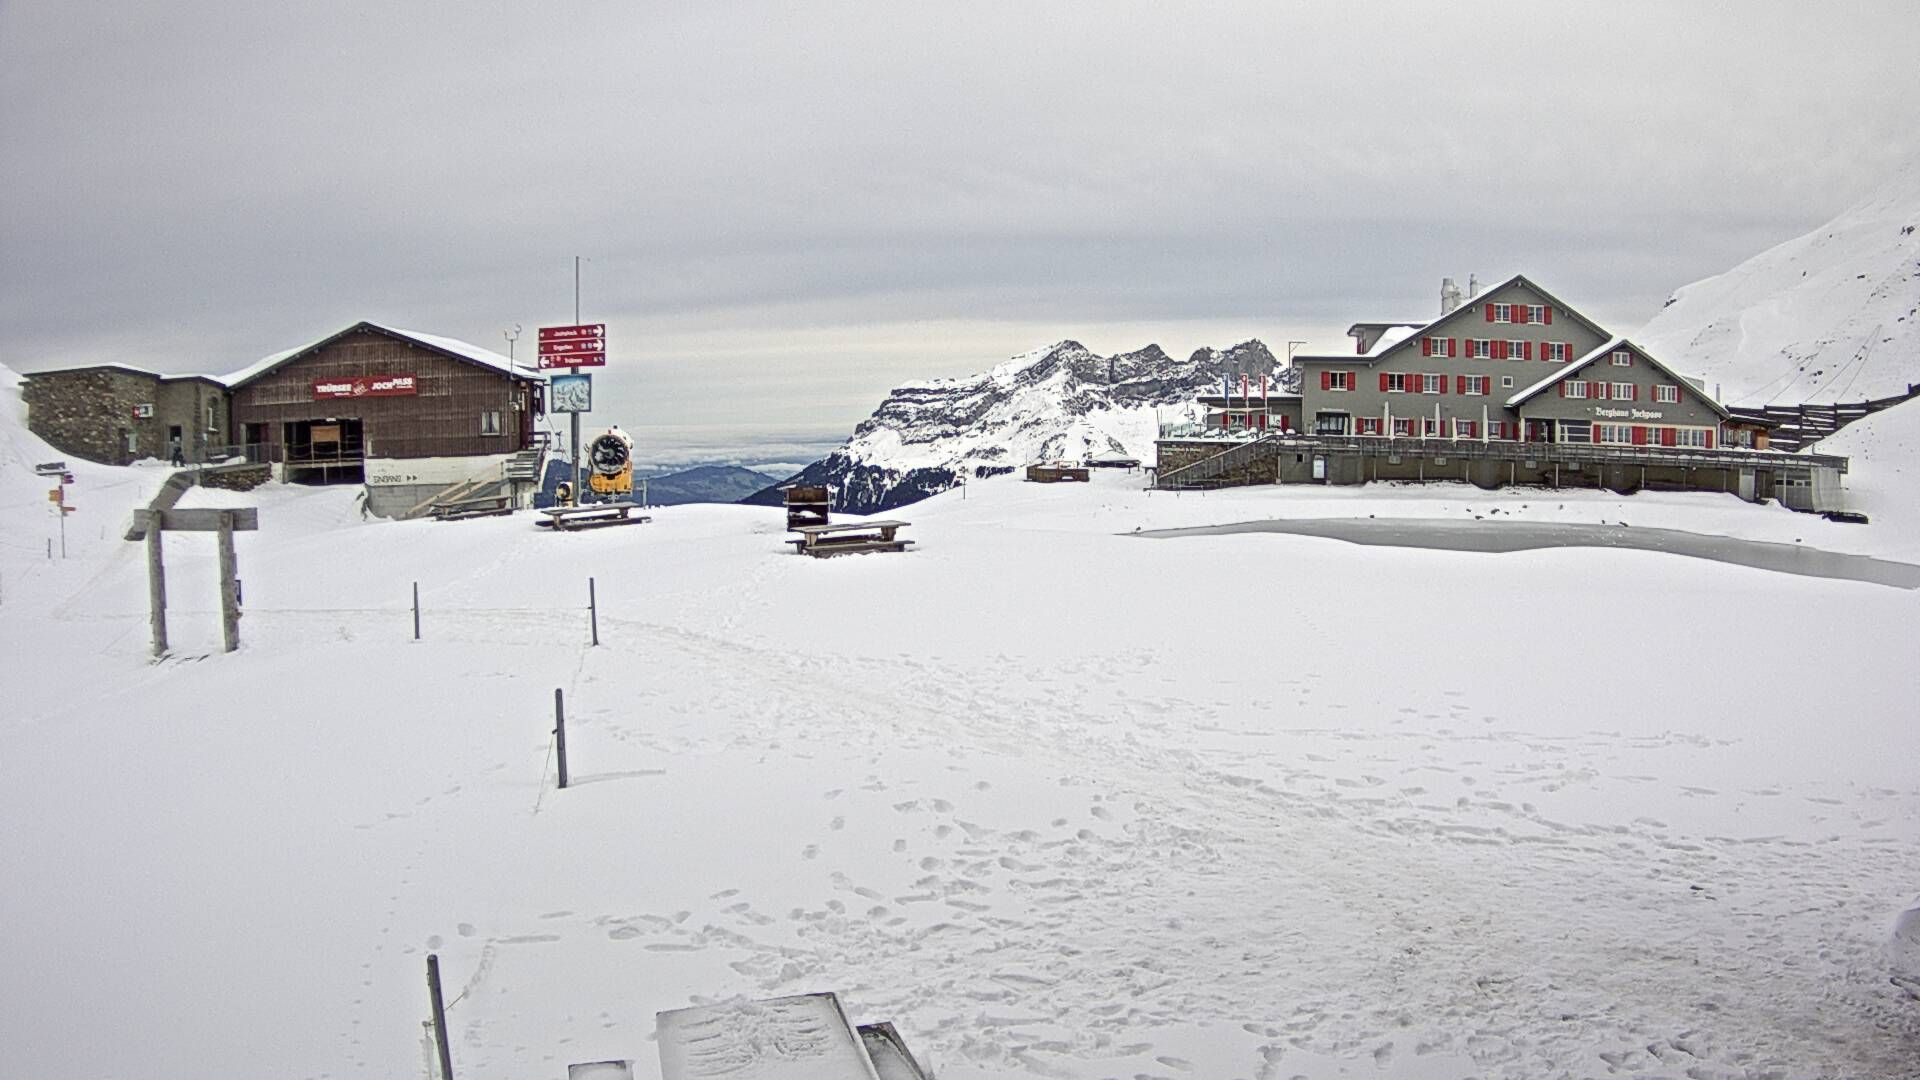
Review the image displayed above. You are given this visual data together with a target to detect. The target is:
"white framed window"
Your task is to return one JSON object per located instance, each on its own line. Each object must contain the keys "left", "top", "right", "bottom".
{"left": 1469, "top": 338, "right": 1492, "bottom": 359}
{"left": 1328, "top": 371, "right": 1352, "bottom": 391}
{"left": 1392, "top": 417, "right": 1412, "bottom": 437}
{"left": 1596, "top": 424, "right": 1634, "bottom": 445}
{"left": 1675, "top": 428, "right": 1709, "bottom": 448}
{"left": 1313, "top": 412, "right": 1350, "bottom": 435}
{"left": 1654, "top": 384, "right": 1680, "bottom": 403}
{"left": 1611, "top": 382, "right": 1635, "bottom": 401}
{"left": 1386, "top": 372, "right": 1408, "bottom": 393}
{"left": 1492, "top": 303, "right": 1512, "bottom": 323}
{"left": 1560, "top": 421, "right": 1592, "bottom": 443}
{"left": 1357, "top": 417, "right": 1381, "bottom": 436}
{"left": 1421, "top": 374, "right": 1443, "bottom": 394}
{"left": 1501, "top": 375, "right": 1514, "bottom": 388}
{"left": 1611, "top": 350, "right": 1633, "bottom": 367}
{"left": 1452, "top": 418, "right": 1478, "bottom": 439}
{"left": 481, "top": 410, "right": 502, "bottom": 435}
{"left": 1545, "top": 342, "right": 1570, "bottom": 362}
{"left": 1462, "top": 375, "right": 1488, "bottom": 395}
{"left": 1508, "top": 340, "right": 1527, "bottom": 360}
{"left": 1422, "top": 417, "right": 1441, "bottom": 437}
{"left": 1526, "top": 305, "right": 1545, "bottom": 324}
{"left": 1426, "top": 336, "right": 1451, "bottom": 356}
{"left": 1564, "top": 380, "right": 1589, "bottom": 399}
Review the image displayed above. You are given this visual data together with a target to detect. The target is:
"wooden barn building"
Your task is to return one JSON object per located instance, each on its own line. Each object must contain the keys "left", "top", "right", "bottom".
{"left": 223, "top": 322, "right": 549, "bottom": 515}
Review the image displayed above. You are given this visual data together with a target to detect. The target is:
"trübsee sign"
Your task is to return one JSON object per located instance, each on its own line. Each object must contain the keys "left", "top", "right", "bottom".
{"left": 312, "top": 375, "right": 418, "bottom": 399}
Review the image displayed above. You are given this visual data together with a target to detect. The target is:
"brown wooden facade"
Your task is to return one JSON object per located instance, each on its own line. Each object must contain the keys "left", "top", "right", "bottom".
{"left": 228, "top": 324, "right": 544, "bottom": 467}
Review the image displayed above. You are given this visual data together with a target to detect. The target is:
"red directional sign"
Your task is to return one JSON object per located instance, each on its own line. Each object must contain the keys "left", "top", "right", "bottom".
{"left": 538, "top": 323, "right": 605, "bottom": 344}
{"left": 538, "top": 338, "right": 605, "bottom": 358}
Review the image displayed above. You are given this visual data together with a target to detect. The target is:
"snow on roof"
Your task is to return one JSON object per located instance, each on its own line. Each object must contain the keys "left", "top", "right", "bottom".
{"left": 19, "top": 362, "right": 224, "bottom": 383}
{"left": 1366, "top": 325, "right": 1419, "bottom": 356}
{"left": 221, "top": 322, "right": 546, "bottom": 388}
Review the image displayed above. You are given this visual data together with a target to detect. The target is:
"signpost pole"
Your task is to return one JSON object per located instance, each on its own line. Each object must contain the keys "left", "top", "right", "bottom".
{"left": 589, "top": 576, "right": 599, "bottom": 647}
{"left": 554, "top": 688, "right": 569, "bottom": 790}
{"left": 571, "top": 256, "right": 583, "bottom": 505}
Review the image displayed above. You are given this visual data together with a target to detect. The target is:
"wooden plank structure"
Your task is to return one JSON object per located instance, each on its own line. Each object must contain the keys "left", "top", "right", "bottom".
{"left": 1025, "top": 462, "right": 1090, "bottom": 483}
{"left": 131, "top": 506, "right": 260, "bottom": 657}
{"left": 783, "top": 484, "right": 831, "bottom": 529}
{"left": 432, "top": 494, "right": 513, "bottom": 521}
{"left": 536, "top": 502, "right": 651, "bottom": 532}
{"left": 657, "top": 992, "right": 930, "bottom": 1080}
{"left": 788, "top": 519, "right": 912, "bottom": 558}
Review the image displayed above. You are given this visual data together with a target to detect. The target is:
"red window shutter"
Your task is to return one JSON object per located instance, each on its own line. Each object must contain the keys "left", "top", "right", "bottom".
{"left": 1380, "top": 372, "right": 1390, "bottom": 391}
{"left": 1557, "top": 382, "right": 1565, "bottom": 398}
{"left": 1492, "top": 340, "right": 1504, "bottom": 360}
{"left": 1544, "top": 307, "right": 1553, "bottom": 325}
{"left": 1455, "top": 375, "right": 1466, "bottom": 394}
{"left": 1632, "top": 384, "right": 1640, "bottom": 401}
{"left": 1321, "top": 370, "right": 1331, "bottom": 391}
{"left": 1448, "top": 338, "right": 1457, "bottom": 358}
{"left": 1525, "top": 341, "right": 1534, "bottom": 360}
{"left": 1439, "top": 376, "right": 1449, "bottom": 395}
{"left": 1632, "top": 426, "right": 1646, "bottom": 446}
{"left": 1661, "top": 427, "right": 1676, "bottom": 447}
{"left": 1704, "top": 428, "right": 1715, "bottom": 449}
{"left": 1422, "top": 337, "right": 1431, "bottom": 357}
{"left": 1485, "top": 303, "right": 1495, "bottom": 322}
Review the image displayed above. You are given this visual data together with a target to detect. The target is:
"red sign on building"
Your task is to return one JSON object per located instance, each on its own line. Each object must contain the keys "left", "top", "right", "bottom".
{"left": 538, "top": 323, "right": 608, "bottom": 369}
{"left": 312, "top": 374, "right": 419, "bottom": 399}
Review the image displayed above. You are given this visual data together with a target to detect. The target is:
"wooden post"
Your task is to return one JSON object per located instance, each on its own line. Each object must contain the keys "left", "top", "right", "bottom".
{"left": 554, "top": 688, "right": 569, "bottom": 790}
{"left": 413, "top": 581, "right": 421, "bottom": 641}
{"left": 588, "top": 576, "right": 599, "bottom": 647}
{"left": 216, "top": 511, "right": 240, "bottom": 653}
{"left": 426, "top": 953, "right": 455, "bottom": 1080}
{"left": 146, "top": 513, "right": 168, "bottom": 658}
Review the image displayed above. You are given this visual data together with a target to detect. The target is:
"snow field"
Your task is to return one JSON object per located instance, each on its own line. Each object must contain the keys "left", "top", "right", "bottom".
{"left": 2, "top": 457, "right": 1918, "bottom": 1079}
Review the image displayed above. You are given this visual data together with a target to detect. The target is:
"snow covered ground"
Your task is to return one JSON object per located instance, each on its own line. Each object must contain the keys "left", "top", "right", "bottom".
{"left": 3, "top": 390, "right": 1919, "bottom": 1078}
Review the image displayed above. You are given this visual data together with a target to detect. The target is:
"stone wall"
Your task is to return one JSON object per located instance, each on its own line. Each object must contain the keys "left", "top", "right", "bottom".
{"left": 23, "top": 369, "right": 161, "bottom": 465}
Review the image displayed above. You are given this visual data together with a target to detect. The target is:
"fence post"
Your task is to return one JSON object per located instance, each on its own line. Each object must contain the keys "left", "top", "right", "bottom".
{"left": 554, "top": 688, "right": 569, "bottom": 790}
{"left": 589, "top": 576, "right": 599, "bottom": 647}
{"left": 413, "top": 581, "right": 421, "bottom": 641}
{"left": 426, "top": 953, "right": 455, "bottom": 1080}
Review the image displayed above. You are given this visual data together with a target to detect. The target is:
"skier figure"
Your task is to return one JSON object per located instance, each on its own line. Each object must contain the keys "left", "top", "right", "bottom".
{"left": 168, "top": 435, "right": 184, "bottom": 467}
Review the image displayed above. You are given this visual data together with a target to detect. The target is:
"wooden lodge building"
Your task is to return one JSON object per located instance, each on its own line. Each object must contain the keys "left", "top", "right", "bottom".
{"left": 1157, "top": 276, "right": 1848, "bottom": 512}
{"left": 23, "top": 322, "right": 550, "bottom": 518}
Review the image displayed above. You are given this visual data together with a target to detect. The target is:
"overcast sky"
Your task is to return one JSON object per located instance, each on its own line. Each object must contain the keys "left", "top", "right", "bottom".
{"left": 4, "top": 1, "right": 1918, "bottom": 464}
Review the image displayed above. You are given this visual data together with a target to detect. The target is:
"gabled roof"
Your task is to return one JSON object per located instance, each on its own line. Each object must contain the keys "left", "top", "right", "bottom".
{"left": 222, "top": 322, "right": 546, "bottom": 389}
{"left": 1506, "top": 337, "right": 1730, "bottom": 417}
{"left": 1299, "top": 274, "right": 1614, "bottom": 366}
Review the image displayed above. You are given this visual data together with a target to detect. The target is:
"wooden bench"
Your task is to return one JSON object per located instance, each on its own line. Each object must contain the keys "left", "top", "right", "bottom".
{"left": 788, "top": 519, "right": 913, "bottom": 557}
{"left": 432, "top": 494, "right": 513, "bottom": 521}
{"left": 536, "top": 502, "right": 653, "bottom": 531}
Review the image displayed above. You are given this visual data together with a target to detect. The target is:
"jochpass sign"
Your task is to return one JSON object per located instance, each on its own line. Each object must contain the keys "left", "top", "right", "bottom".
{"left": 538, "top": 323, "right": 606, "bottom": 369}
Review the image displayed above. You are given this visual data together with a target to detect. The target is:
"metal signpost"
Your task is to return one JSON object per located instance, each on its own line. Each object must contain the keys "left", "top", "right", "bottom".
{"left": 38, "top": 462, "right": 74, "bottom": 557}
{"left": 539, "top": 262, "right": 608, "bottom": 502}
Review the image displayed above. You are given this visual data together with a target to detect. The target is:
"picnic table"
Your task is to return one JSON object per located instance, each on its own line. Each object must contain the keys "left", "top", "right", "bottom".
{"left": 788, "top": 519, "right": 913, "bottom": 557}
{"left": 432, "top": 494, "right": 513, "bottom": 521}
{"left": 536, "top": 502, "right": 652, "bottom": 532}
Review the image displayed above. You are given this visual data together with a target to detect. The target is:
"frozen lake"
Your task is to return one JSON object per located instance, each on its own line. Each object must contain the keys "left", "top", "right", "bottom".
{"left": 1136, "top": 516, "right": 1920, "bottom": 589}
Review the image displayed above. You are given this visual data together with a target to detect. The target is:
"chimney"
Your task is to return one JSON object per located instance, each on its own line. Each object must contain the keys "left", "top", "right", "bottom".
{"left": 1440, "top": 277, "right": 1462, "bottom": 315}
{"left": 1468, "top": 273, "right": 1481, "bottom": 299}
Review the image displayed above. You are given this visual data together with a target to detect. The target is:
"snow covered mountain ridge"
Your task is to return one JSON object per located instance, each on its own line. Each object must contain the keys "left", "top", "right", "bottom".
{"left": 755, "top": 338, "right": 1290, "bottom": 514}
{"left": 1637, "top": 160, "right": 1920, "bottom": 407}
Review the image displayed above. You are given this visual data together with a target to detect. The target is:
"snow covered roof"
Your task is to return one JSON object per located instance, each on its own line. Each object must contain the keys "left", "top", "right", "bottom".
{"left": 1299, "top": 274, "right": 1615, "bottom": 366}
{"left": 20, "top": 362, "right": 225, "bottom": 385}
{"left": 1505, "top": 337, "right": 1730, "bottom": 417}
{"left": 222, "top": 322, "right": 547, "bottom": 389}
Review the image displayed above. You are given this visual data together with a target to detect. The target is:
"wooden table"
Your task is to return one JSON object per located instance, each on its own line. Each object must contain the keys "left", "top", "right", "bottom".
{"left": 788, "top": 519, "right": 913, "bottom": 557}
{"left": 537, "top": 502, "right": 653, "bottom": 531}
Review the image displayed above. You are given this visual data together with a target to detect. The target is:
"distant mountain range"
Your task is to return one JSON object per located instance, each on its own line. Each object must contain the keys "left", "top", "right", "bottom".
{"left": 1637, "top": 160, "right": 1920, "bottom": 406}
{"left": 745, "top": 339, "right": 1288, "bottom": 514}
{"left": 640, "top": 464, "right": 782, "bottom": 505}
